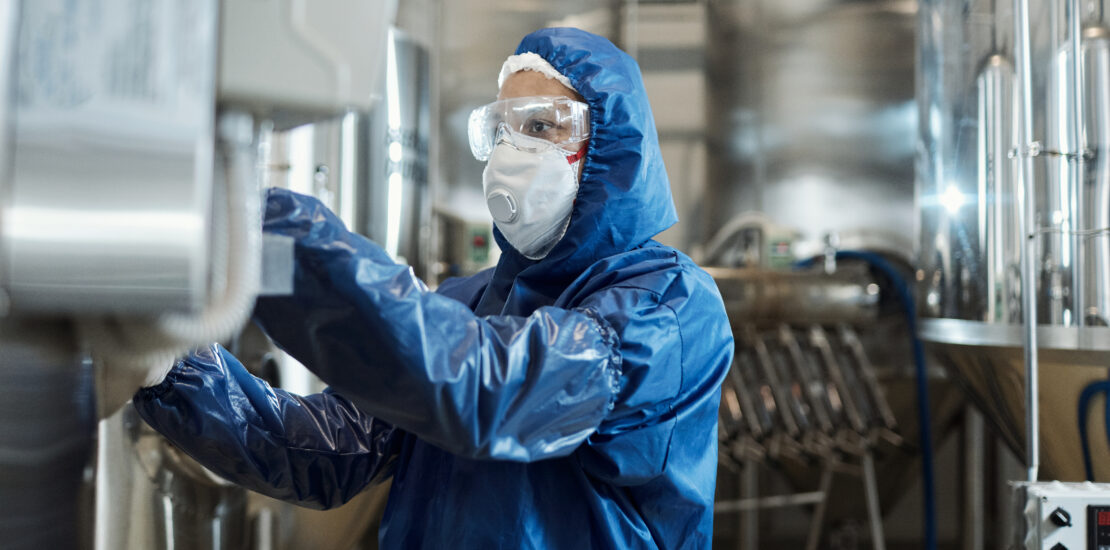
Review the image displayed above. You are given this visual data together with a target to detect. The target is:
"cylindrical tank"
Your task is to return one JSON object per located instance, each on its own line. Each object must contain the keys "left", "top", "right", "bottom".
{"left": 366, "top": 28, "right": 432, "bottom": 278}
{"left": 917, "top": 0, "right": 1110, "bottom": 480}
{"left": 265, "top": 29, "right": 431, "bottom": 280}
{"left": 704, "top": 0, "right": 918, "bottom": 258}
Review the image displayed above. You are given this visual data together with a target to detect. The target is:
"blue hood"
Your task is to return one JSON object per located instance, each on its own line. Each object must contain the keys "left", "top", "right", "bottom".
{"left": 481, "top": 28, "right": 679, "bottom": 307}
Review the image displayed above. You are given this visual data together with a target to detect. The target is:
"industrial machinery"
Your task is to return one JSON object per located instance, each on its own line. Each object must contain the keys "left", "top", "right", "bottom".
{"left": 917, "top": 0, "right": 1110, "bottom": 546}
{"left": 0, "top": 1, "right": 398, "bottom": 548}
{"left": 917, "top": 0, "right": 1110, "bottom": 481}
{"left": 701, "top": 1, "right": 970, "bottom": 547}
{"left": 710, "top": 261, "right": 907, "bottom": 550}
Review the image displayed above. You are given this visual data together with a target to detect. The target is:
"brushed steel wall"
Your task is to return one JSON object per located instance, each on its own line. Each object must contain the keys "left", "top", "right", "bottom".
{"left": 705, "top": 0, "right": 918, "bottom": 259}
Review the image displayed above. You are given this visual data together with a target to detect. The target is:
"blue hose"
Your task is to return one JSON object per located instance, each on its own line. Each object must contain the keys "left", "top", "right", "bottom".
{"left": 1077, "top": 378, "right": 1110, "bottom": 481}
{"left": 797, "top": 250, "right": 936, "bottom": 550}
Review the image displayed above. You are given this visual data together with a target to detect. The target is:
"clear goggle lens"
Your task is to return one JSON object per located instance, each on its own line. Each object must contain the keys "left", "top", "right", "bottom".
{"left": 468, "top": 96, "right": 589, "bottom": 161}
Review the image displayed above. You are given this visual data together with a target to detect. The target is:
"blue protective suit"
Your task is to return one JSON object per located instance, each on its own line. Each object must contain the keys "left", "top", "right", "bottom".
{"left": 134, "top": 28, "right": 733, "bottom": 548}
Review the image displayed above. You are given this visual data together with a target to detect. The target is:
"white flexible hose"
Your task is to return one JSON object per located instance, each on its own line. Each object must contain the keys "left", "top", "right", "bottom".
{"left": 82, "top": 111, "right": 262, "bottom": 415}
{"left": 155, "top": 112, "right": 261, "bottom": 344}
{"left": 697, "top": 211, "right": 773, "bottom": 265}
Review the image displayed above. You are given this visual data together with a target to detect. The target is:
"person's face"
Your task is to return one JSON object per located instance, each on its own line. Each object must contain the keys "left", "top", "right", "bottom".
{"left": 498, "top": 71, "right": 587, "bottom": 154}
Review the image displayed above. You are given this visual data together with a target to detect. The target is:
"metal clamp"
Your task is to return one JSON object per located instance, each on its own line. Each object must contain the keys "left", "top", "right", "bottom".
{"left": 1008, "top": 141, "right": 1092, "bottom": 160}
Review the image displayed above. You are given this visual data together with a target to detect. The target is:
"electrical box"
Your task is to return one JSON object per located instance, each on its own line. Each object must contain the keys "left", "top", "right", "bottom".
{"left": 1015, "top": 482, "right": 1110, "bottom": 550}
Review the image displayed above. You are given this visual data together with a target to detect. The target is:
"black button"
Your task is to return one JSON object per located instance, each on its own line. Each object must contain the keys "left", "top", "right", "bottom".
{"left": 1050, "top": 507, "right": 1072, "bottom": 527}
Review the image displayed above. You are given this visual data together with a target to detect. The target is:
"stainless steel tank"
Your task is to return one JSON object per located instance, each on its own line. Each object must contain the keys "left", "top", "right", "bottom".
{"left": 917, "top": 0, "right": 1110, "bottom": 480}
{"left": 367, "top": 28, "right": 431, "bottom": 278}
{"left": 265, "top": 29, "right": 431, "bottom": 280}
{"left": 703, "top": 0, "right": 957, "bottom": 464}
{"left": 704, "top": 0, "right": 918, "bottom": 258}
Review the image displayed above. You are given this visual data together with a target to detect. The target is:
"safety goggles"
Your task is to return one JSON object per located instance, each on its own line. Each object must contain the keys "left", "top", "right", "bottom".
{"left": 468, "top": 96, "right": 590, "bottom": 161}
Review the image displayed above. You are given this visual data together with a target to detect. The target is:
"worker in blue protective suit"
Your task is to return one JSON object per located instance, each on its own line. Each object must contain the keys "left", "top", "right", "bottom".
{"left": 133, "top": 27, "right": 734, "bottom": 548}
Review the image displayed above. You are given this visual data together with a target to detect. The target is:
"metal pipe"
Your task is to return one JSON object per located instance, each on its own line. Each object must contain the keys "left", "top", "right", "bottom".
{"left": 1070, "top": 0, "right": 1087, "bottom": 328}
{"left": 740, "top": 463, "right": 758, "bottom": 550}
{"left": 1013, "top": 0, "right": 1040, "bottom": 481}
{"left": 706, "top": 267, "right": 880, "bottom": 326}
{"left": 962, "top": 407, "right": 985, "bottom": 550}
{"left": 804, "top": 467, "right": 835, "bottom": 550}
{"left": 1087, "top": 27, "right": 1110, "bottom": 325}
{"left": 977, "top": 55, "right": 1018, "bottom": 323}
{"left": 779, "top": 326, "right": 834, "bottom": 434}
{"left": 715, "top": 490, "right": 826, "bottom": 514}
{"left": 862, "top": 452, "right": 887, "bottom": 550}
{"left": 749, "top": 329, "right": 803, "bottom": 438}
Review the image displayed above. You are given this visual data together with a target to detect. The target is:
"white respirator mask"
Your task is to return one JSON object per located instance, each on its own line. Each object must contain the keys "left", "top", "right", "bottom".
{"left": 482, "top": 131, "right": 586, "bottom": 260}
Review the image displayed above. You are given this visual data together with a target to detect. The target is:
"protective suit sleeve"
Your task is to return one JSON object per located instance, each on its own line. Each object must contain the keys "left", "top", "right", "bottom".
{"left": 252, "top": 188, "right": 622, "bottom": 462}
{"left": 132, "top": 343, "right": 402, "bottom": 510}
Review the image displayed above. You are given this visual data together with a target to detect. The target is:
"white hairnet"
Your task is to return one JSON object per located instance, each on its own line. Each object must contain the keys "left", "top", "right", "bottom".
{"left": 497, "top": 52, "right": 576, "bottom": 92}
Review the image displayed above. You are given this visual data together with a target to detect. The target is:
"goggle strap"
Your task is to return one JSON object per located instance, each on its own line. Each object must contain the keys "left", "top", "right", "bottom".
{"left": 565, "top": 141, "right": 589, "bottom": 164}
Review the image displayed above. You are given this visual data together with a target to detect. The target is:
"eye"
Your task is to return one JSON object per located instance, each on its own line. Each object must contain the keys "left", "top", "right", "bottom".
{"left": 524, "top": 118, "right": 555, "bottom": 136}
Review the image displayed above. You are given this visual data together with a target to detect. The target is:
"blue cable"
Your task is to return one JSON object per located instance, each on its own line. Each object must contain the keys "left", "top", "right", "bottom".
{"left": 797, "top": 250, "right": 936, "bottom": 550}
{"left": 1077, "top": 378, "right": 1110, "bottom": 481}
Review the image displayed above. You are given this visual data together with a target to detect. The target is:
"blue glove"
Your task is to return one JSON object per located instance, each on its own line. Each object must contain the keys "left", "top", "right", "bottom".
{"left": 134, "top": 343, "right": 401, "bottom": 509}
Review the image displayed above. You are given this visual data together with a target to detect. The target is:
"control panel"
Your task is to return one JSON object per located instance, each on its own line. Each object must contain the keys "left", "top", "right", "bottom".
{"left": 1016, "top": 482, "right": 1110, "bottom": 550}
{"left": 1091, "top": 506, "right": 1110, "bottom": 550}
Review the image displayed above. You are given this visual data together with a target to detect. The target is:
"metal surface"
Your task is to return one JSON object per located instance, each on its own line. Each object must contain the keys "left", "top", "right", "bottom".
{"left": 366, "top": 29, "right": 431, "bottom": 275}
{"left": 741, "top": 465, "right": 757, "bottom": 550}
{"left": 920, "top": 318, "right": 1110, "bottom": 353}
{"left": 713, "top": 262, "right": 967, "bottom": 545}
{"left": 719, "top": 314, "right": 914, "bottom": 547}
{"left": 925, "top": 9, "right": 1110, "bottom": 326}
{"left": 704, "top": 0, "right": 918, "bottom": 258}
{"left": 917, "top": 0, "right": 1110, "bottom": 481}
{"left": 1014, "top": 0, "right": 1040, "bottom": 481}
{"left": 861, "top": 452, "right": 887, "bottom": 550}
{"left": 0, "top": 2, "right": 402, "bottom": 549}
{"left": 714, "top": 490, "right": 826, "bottom": 513}
{"left": 264, "top": 31, "right": 431, "bottom": 278}
{"left": 976, "top": 55, "right": 1020, "bottom": 324}
{"left": 1047, "top": 23, "right": 1110, "bottom": 326}
{"left": 720, "top": 317, "right": 906, "bottom": 494}
{"left": 0, "top": 318, "right": 93, "bottom": 550}
{"left": 3, "top": 0, "right": 219, "bottom": 314}
{"left": 805, "top": 468, "right": 835, "bottom": 550}
{"left": 217, "top": 0, "right": 397, "bottom": 128}
{"left": 924, "top": 317, "right": 1110, "bottom": 481}
{"left": 963, "top": 407, "right": 985, "bottom": 550}
{"left": 0, "top": 1, "right": 16, "bottom": 262}
{"left": 706, "top": 266, "right": 879, "bottom": 326}
{"left": 924, "top": 326, "right": 1110, "bottom": 481}
{"left": 95, "top": 404, "right": 247, "bottom": 550}
{"left": 1082, "top": 26, "right": 1110, "bottom": 326}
